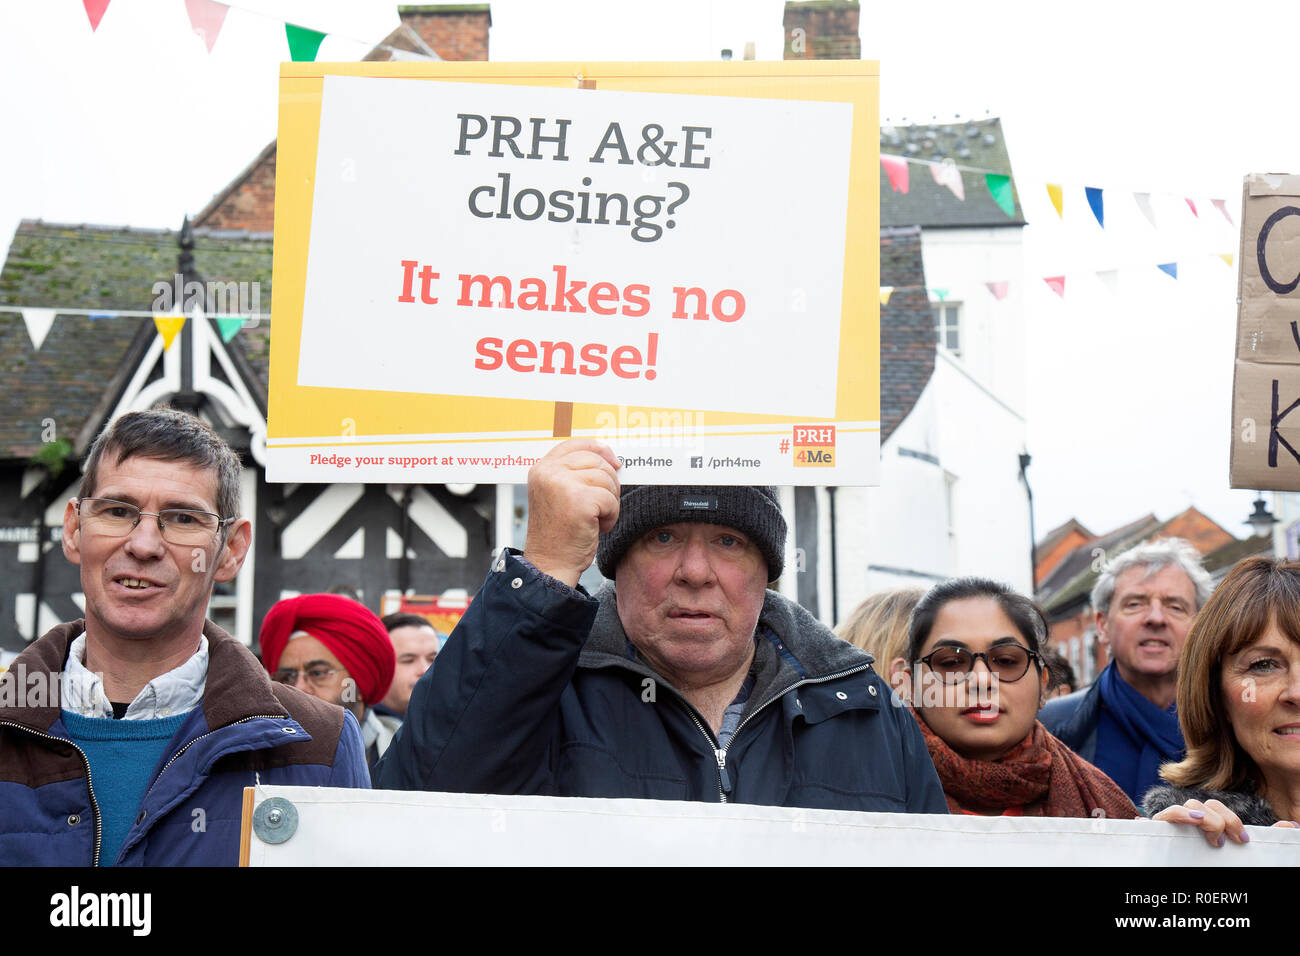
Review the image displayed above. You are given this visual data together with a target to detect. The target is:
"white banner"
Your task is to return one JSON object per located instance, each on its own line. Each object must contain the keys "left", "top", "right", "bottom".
{"left": 241, "top": 785, "right": 1300, "bottom": 866}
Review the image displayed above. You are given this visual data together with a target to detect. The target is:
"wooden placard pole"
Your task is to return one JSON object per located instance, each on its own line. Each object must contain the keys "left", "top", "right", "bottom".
{"left": 552, "top": 75, "right": 598, "bottom": 438}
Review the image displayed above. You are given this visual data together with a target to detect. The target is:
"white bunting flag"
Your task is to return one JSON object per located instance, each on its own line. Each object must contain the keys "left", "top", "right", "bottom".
{"left": 20, "top": 308, "right": 56, "bottom": 351}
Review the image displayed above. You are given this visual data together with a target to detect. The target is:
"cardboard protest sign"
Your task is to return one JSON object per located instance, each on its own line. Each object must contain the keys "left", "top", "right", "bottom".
{"left": 1230, "top": 174, "right": 1300, "bottom": 489}
{"left": 266, "top": 62, "right": 879, "bottom": 485}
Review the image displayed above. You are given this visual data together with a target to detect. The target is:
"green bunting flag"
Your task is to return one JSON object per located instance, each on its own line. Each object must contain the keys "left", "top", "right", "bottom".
{"left": 985, "top": 174, "right": 1015, "bottom": 217}
{"left": 215, "top": 316, "right": 243, "bottom": 343}
{"left": 285, "top": 23, "right": 326, "bottom": 62}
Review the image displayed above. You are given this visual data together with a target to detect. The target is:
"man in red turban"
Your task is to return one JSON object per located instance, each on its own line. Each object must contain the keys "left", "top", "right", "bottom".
{"left": 260, "top": 594, "right": 396, "bottom": 773}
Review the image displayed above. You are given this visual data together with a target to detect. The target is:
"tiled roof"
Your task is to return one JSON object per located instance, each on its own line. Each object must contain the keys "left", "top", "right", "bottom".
{"left": 1038, "top": 506, "right": 1238, "bottom": 615}
{"left": 0, "top": 220, "right": 272, "bottom": 461}
{"left": 1037, "top": 517, "right": 1095, "bottom": 556}
{"left": 1202, "top": 534, "right": 1271, "bottom": 578}
{"left": 879, "top": 225, "right": 934, "bottom": 442}
{"left": 880, "top": 117, "right": 1025, "bottom": 228}
{"left": 1037, "top": 513, "right": 1163, "bottom": 614}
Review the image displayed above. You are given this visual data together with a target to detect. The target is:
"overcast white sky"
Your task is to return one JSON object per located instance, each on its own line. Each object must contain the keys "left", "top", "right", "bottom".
{"left": 2, "top": 0, "right": 1296, "bottom": 542}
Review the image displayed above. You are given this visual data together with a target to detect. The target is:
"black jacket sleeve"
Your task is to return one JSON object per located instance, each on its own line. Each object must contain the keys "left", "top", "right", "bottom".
{"left": 372, "top": 550, "right": 599, "bottom": 794}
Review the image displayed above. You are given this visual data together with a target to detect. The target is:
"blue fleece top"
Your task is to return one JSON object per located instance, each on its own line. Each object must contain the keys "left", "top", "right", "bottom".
{"left": 61, "top": 709, "right": 191, "bottom": 866}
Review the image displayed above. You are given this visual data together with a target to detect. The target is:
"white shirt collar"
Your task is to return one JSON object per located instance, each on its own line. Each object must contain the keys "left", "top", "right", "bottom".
{"left": 62, "top": 632, "right": 208, "bottom": 720}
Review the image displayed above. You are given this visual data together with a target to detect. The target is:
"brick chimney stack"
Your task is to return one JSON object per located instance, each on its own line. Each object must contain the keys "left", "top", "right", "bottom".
{"left": 783, "top": 1, "right": 860, "bottom": 60}
{"left": 398, "top": 4, "right": 491, "bottom": 61}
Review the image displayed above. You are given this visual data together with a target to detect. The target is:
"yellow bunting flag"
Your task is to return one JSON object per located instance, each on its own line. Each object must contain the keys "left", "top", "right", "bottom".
{"left": 154, "top": 314, "right": 186, "bottom": 351}
{"left": 879, "top": 286, "right": 894, "bottom": 306}
{"left": 1046, "top": 183, "right": 1064, "bottom": 218}
{"left": 1219, "top": 253, "right": 1234, "bottom": 267}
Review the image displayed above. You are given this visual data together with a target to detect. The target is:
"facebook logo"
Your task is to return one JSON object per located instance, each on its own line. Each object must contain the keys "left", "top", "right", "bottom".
{"left": 690, "top": 456, "right": 703, "bottom": 468}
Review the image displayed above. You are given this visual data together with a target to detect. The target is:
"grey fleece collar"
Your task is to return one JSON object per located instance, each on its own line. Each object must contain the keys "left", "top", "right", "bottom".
{"left": 578, "top": 583, "right": 873, "bottom": 709}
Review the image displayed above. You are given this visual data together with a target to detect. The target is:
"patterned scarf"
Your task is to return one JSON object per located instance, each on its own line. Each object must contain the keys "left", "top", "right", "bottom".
{"left": 912, "top": 709, "right": 1140, "bottom": 819}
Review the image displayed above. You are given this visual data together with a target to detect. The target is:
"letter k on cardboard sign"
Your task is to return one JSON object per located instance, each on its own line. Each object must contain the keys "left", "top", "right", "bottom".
{"left": 1230, "top": 174, "right": 1300, "bottom": 490}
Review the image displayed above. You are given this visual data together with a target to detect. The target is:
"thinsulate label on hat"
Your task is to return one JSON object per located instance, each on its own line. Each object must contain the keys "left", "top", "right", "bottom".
{"left": 679, "top": 496, "right": 719, "bottom": 511}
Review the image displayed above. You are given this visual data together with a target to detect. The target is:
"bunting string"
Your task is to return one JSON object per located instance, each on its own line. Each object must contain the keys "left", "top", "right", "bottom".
{"left": 3, "top": 307, "right": 267, "bottom": 354}
{"left": 880, "top": 153, "right": 1240, "bottom": 233}
{"left": 82, "top": 0, "right": 439, "bottom": 62}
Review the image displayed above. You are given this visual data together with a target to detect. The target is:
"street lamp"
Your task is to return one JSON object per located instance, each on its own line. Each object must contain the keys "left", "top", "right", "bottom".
{"left": 1245, "top": 493, "right": 1279, "bottom": 538}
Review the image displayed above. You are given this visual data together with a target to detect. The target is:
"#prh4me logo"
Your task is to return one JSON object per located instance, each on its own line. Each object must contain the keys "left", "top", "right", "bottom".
{"left": 792, "top": 425, "right": 835, "bottom": 467}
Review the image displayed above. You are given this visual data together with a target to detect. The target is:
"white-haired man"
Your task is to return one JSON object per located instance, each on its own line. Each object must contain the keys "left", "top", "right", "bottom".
{"left": 1040, "top": 538, "right": 1212, "bottom": 804}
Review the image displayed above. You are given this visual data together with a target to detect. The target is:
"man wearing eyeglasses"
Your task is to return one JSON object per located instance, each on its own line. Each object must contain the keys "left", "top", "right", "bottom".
{"left": 257, "top": 593, "right": 398, "bottom": 773}
{"left": 0, "top": 408, "right": 369, "bottom": 866}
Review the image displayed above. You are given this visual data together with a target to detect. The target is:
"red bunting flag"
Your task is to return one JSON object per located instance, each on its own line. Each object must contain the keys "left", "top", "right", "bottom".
{"left": 1044, "top": 276, "right": 1066, "bottom": 298}
{"left": 881, "top": 155, "right": 909, "bottom": 194}
{"left": 1185, "top": 198, "right": 1198, "bottom": 218}
{"left": 83, "top": 0, "right": 111, "bottom": 31}
{"left": 1212, "top": 198, "right": 1234, "bottom": 225}
{"left": 985, "top": 281, "right": 1010, "bottom": 301}
{"left": 186, "top": 0, "right": 229, "bottom": 54}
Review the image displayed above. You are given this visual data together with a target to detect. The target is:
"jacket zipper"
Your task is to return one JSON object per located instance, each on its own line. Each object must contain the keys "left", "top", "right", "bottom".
{"left": 1, "top": 720, "right": 104, "bottom": 866}
{"left": 673, "top": 661, "right": 875, "bottom": 804}
{"left": 152, "top": 713, "right": 285, "bottom": 779}
{"left": 115, "top": 714, "right": 292, "bottom": 862}
{"left": 2, "top": 713, "right": 290, "bottom": 866}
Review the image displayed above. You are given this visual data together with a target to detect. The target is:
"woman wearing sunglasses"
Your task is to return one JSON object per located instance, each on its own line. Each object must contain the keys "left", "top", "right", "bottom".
{"left": 902, "top": 578, "right": 1139, "bottom": 818}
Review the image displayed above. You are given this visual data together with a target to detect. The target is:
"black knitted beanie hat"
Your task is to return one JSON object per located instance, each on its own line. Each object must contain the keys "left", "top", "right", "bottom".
{"left": 596, "top": 485, "right": 786, "bottom": 581}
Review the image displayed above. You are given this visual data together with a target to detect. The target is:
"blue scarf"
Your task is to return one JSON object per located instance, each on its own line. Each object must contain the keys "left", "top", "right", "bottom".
{"left": 1095, "top": 662, "right": 1184, "bottom": 805}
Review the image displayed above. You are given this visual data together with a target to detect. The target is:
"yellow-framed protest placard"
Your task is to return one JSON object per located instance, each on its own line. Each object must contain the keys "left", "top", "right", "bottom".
{"left": 267, "top": 60, "right": 879, "bottom": 484}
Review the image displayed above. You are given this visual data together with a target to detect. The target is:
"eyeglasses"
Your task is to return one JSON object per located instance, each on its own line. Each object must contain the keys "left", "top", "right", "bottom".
{"left": 917, "top": 644, "right": 1040, "bottom": 683}
{"left": 77, "top": 497, "right": 233, "bottom": 546}
{"left": 272, "top": 665, "right": 341, "bottom": 687}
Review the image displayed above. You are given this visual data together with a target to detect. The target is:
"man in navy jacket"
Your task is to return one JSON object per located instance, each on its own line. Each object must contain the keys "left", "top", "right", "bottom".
{"left": 376, "top": 439, "right": 945, "bottom": 812}
{"left": 0, "top": 409, "right": 368, "bottom": 866}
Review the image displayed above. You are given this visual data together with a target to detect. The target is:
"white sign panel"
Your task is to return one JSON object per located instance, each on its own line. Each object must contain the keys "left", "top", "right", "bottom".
{"left": 296, "top": 76, "right": 854, "bottom": 418}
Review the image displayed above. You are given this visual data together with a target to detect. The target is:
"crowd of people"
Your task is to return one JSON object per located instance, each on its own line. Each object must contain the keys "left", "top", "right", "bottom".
{"left": 0, "top": 407, "right": 1296, "bottom": 865}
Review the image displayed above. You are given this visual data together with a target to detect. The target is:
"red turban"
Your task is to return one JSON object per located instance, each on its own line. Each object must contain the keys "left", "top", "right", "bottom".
{"left": 259, "top": 594, "right": 395, "bottom": 707}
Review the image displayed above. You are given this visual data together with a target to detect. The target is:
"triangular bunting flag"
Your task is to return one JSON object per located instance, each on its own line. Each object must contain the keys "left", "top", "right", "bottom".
{"left": 881, "top": 155, "right": 909, "bottom": 194}
{"left": 931, "top": 288, "right": 949, "bottom": 302}
{"left": 930, "top": 160, "right": 965, "bottom": 200}
{"left": 83, "top": 0, "right": 111, "bottom": 31}
{"left": 20, "top": 308, "right": 56, "bottom": 351}
{"left": 1096, "top": 270, "right": 1120, "bottom": 296}
{"left": 1046, "top": 183, "right": 1064, "bottom": 218}
{"left": 1185, "top": 198, "right": 1198, "bottom": 218}
{"left": 1157, "top": 262, "right": 1178, "bottom": 279}
{"left": 1085, "top": 187, "right": 1105, "bottom": 228}
{"left": 1044, "top": 276, "right": 1066, "bottom": 298}
{"left": 1134, "top": 192, "right": 1157, "bottom": 228}
{"left": 1219, "top": 253, "right": 1234, "bottom": 267}
{"left": 186, "top": 0, "right": 229, "bottom": 54}
{"left": 285, "top": 23, "right": 327, "bottom": 62}
{"left": 986, "top": 174, "right": 1015, "bottom": 217}
{"left": 154, "top": 314, "right": 186, "bottom": 351}
{"left": 879, "top": 286, "right": 894, "bottom": 306}
{"left": 985, "top": 281, "right": 1010, "bottom": 301}
{"left": 1212, "top": 198, "right": 1234, "bottom": 225}
{"left": 215, "top": 316, "right": 243, "bottom": 343}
